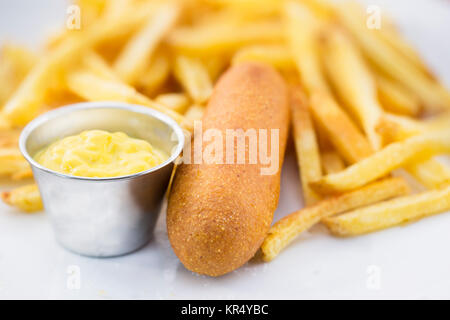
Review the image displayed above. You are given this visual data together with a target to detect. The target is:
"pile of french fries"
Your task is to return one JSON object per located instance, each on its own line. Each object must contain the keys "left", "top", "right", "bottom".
{"left": 0, "top": 0, "right": 449, "bottom": 260}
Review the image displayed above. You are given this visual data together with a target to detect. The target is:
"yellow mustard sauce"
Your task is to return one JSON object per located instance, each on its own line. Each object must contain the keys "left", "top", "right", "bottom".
{"left": 34, "top": 130, "right": 168, "bottom": 178}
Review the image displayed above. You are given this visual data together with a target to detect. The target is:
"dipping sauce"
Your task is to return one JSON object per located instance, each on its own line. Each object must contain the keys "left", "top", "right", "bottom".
{"left": 34, "top": 130, "right": 168, "bottom": 178}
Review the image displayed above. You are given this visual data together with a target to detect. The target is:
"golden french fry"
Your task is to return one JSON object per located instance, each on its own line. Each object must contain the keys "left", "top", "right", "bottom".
{"left": 0, "top": 44, "right": 36, "bottom": 105}
{"left": 1, "top": 43, "right": 36, "bottom": 76}
{"left": 376, "top": 73, "right": 421, "bottom": 116}
{"left": 182, "top": 104, "right": 204, "bottom": 129}
{"left": 203, "top": 0, "right": 281, "bottom": 17}
{"left": 3, "top": 2, "right": 155, "bottom": 126}
{"left": 82, "top": 50, "right": 120, "bottom": 81}
{"left": 173, "top": 55, "right": 213, "bottom": 104}
{"left": 314, "top": 121, "right": 334, "bottom": 152}
{"left": 193, "top": 7, "right": 247, "bottom": 30}
{"left": 300, "top": 0, "right": 336, "bottom": 20}
{"left": 232, "top": 45, "right": 294, "bottom": 71}
{"left": 377, "top": 113, "right": 450, "bottom": 145}
{"left": 374, "top": 14, "right": 434, "bottom": 80}
{"left": 407, "top": 159, "right": 450, "bottom": 189}
{"left": 0, "top": 113, "right": 11, "bottom": 130}
{"left": 66, "top": 71, "right": 185, "bottom": 124}
{"left": 155, "top": 93, "right": 190, "bottom": 114}
{"left": 309, "top": 92, "right": 373, "bottom": 164}
{"left": 290, "top": 87, "right": 322, "bottom": 205}
{"left": 3, "top": 40, "right": 82, "bottom": 126}
{"left": 321, "top": 27, "right": 383, "bottom": 150}
{"left": 1, "top": 184, "right": 43, "bottom": 213}
{"left": 321, "top": 151, "right": 345, "bottom": 174}
{"left": 323, "top": 185, "right": 450, "bottom": 237}
{"left": 45, "top": 29, "right": 69, "bottom": 51}
{"left": 11, "top": 167, "right": 33, "bottom": 180}
{"left": 284, "top": 1, "right": 330, "bottom": 94}
{"left": 0, "top": 129, "right": 20, "bottom": 148}
{"left": 203, "top": 55, "right": 228, "bottom": 82}
{"left": 137, "top": 52, "right": 170, "bottom": 96}
{"left": 0, "top": 148, "right": 32, "bottom": 180}
{"left": 261, "top": 177, "right": 410, "bottom": 261}
{"left": 420, "top": 113, "right": 450, "bottom": 131}
{"left": 375, "top": 113, "right": 450, "bottom": 189}
{"left": 168, "top": 21, "right": 283, "bottom": 56}
{"left": 376, "top": 113, "right": 425, "bottom": 145}
{"left": 311, "top": 127, "right": 450, "bottom": 194}
{"left": 76, "top": 0, "right": 107, "bottom": 28}
{"left": 114, "top": 3, "right": 180, "bottom": 84}
{"left": 379, "top": 113, "right": 450, "bottom": 186}
{"left": 336, "top": 1, "right": 450, "bottom": 113}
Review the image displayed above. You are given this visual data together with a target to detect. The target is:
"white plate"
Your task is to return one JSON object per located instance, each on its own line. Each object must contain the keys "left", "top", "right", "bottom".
{"left": 0, "top": 0, "right": 449, "bottom": 299}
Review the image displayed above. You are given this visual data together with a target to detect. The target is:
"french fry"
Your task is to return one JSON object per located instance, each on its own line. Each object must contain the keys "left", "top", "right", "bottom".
{"left": 45, "top": 29, "right": 69, "bottom": 51}
{"left": 1, "top": 184, "right": 43, "bottom": 213}
{"left": 137, "top": 52, "right": 170, "bottom": 96}
{"left": 173, "top": 55, "right": 213, "bottom": 104}
{"left": 261, "top": 177, "right": 410, "bottom": 261}
{"left": 102, "top": 0, "right": 132, "bottom": 19}
{"left": 0, "top": 113, "right": 11, "bottom": 130}
{"left": 114, "top": 3, "right": 180, "bottom": 84}
{"left": 377, "top": 113, "right": 450, "bottom": 145}
{"left": 336, "top": 1, "right": 450, "bottom": 113}
{"left": 374, "top": 113, "right": 450, "bottom": 189}
{"left": 155, "top": 93, "right": 190, "bottom": 114}
{"left": 3, "top": 2, "right": 155, "bottom": 126}
{"left": 309, "top": 92, "right": 373, "bottom": 164}
{"left": 407, "top": 159, "right": 450, "bottom": 189}
{"left": 311, "top": 127, "right": 450, "bottom": 195}
{"left": 0, "top": 148, "right": 32, "bottom": 180}
{"left": 0, "top": 131, "right": 32, "bottom": 179}
{"left": 182, "top": 104, "right": 204, "bottom": 129}
{"left": 204, "top": 55, "right": 228, "bottom": 82}
{"left": 66, "top": 70, "right": 185, "bottom": 124}
{"left": 376, "top": 73, "right": 421, "bottom": 116}
{"left": 11, "top": 167, "right": 33, "bottom": 180}
{"left": 76, "top": 0, "right": 107, "bottom": 28}
{"left": 82, "top": 50, "right": 120, "bottom": 81}
{"left": 321, "top": 27, "right": 383, "bottom": 150}
{"left": 0, "top": 44, "right": 36, "bottom": 104}
{"left": 321, "top": 151, "right": 345, "bottom": 174}
{"left": 300, "top": 0, "right": 336, "bottom": 20}
{"left": 168, "top": 21, "right": 283, "bottom": 56}
{"left": 4, "top": 40, "right": 78, "bottom": 125}
{"left": 374, "top": 14, "right": 434, "bottom": 79}
{"left": 376, "top": 113, "right": 426, "bottom": 145}
{"left": 290, "top": 87, "right": 322, "bottom": 205}
{"left": 193, "top": 6, "right": 251, "bottom": 27}
{"left": 0, "top": 129, "right": 20, "bottom": 148}
{"left": 1, "top": 44, "right": 36, "bottom": 76}
{"left": 323, "top": 185, "right": 450, "bottom": 237}
{"left": 95, "top": 0, "right": 166, "bottom": 62}
{"left": 232, "top": 45, "right": 294, "bottom": 71}
{"left": 203, "top": 56, "right": 229, "bottom": 83}
{"left": 419, "top": 112, "right": 450, "bottom": 131}
{"left": 203, "top": 0, "right": 281, "bottom": 17}
{"left": 284, "top": 1, "right": 330, "bottom": 94}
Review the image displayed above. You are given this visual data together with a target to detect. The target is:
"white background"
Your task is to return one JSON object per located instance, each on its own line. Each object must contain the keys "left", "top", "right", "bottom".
{"left": 0, "top": 0, "right": 449, "bottom": 299}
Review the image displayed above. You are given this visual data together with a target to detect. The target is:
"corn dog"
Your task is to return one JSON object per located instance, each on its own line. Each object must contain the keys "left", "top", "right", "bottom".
{"left": 167, "top": 63, "right": 289, "bottom": 276}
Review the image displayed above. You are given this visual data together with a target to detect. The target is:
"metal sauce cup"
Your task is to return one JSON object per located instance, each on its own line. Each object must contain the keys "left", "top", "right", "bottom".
{"left": 19, "top": 102, "right": 184, "bottom": 257}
